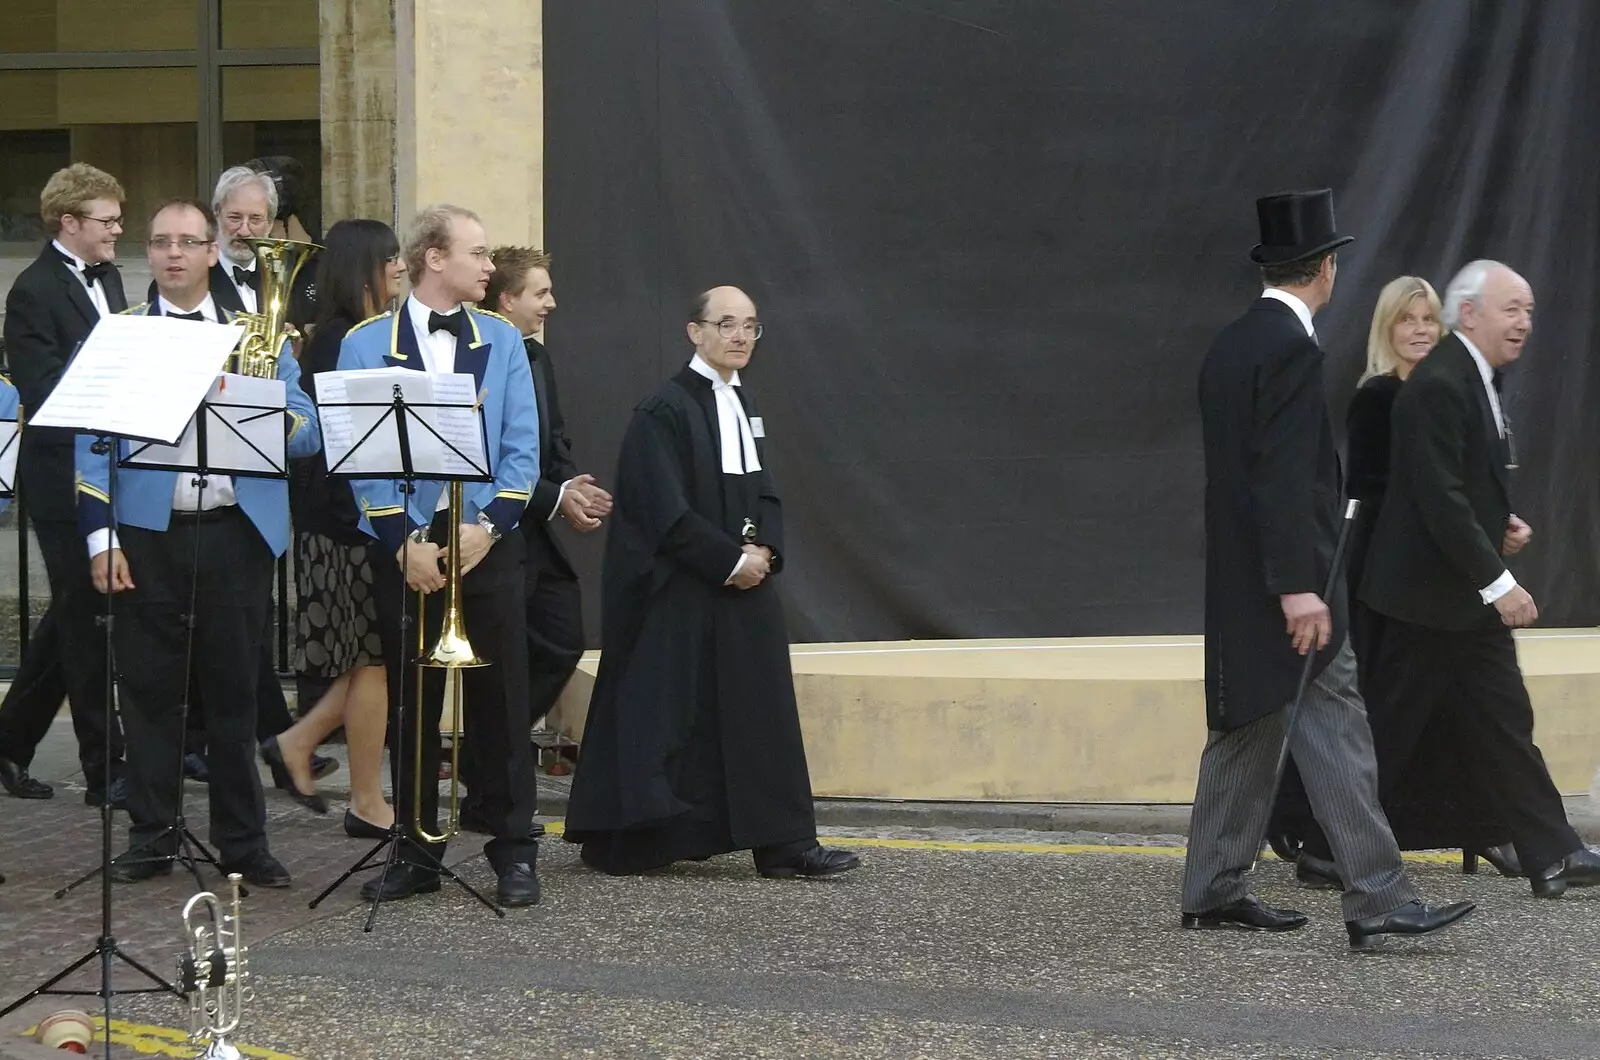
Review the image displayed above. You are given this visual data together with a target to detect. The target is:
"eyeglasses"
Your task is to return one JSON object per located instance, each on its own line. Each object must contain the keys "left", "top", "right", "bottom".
{"left": 74, "top": 213, "right": 124, "bottom": 229}
{"left": 146, "top": 237, "right": 214, "bottom": 252}
{"left": 221, "top": 212, "right": 270, "bottom": 229}
{"left": 698, "top": 318, "right": 763, "bottom": 340}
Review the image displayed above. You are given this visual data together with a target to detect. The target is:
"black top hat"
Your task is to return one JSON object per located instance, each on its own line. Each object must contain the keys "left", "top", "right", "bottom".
{"left": 1250, "top": 188, "right": 1354, "bottom": 265}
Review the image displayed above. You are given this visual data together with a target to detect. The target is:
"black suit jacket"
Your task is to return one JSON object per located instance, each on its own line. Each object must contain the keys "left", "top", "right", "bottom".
{"left": 4, "top": 244, "right": 128, "bottom": 521}
{"left": 1359, "top": 334, "right": 1514, "bottom": 631}
{"left": 1199, "top": 297, "right": 1346, "bottom": 730}
{"left": 521, "top": 336, "right": 579, "bottom": 574}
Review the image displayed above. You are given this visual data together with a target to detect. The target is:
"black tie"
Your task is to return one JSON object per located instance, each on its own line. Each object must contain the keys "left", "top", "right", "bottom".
{"left": 1491, "top": 369, "right": 1505, "bottom": 394}
{"left": 428, "top": 311, "right": 463, "bottom": 337}
{"left": 232, "top": 266, "right": 254, "bottom": 288}
{"left": 82, "top": 261, "right": 114, "bottom": 286}
{"left": 170, "top": 311, "right": 205, "bottom": 322}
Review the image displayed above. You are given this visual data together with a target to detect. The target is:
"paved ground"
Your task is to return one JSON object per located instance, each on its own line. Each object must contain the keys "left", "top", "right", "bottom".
{"left": 3, "top": 719, "right": 1600, "bottom": 1059}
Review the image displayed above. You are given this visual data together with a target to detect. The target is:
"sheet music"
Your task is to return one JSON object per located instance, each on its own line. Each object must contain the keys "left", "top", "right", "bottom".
{"left": 0, "top": 421, "right": 18, "bottom": 494}
{"left": 314, "top": 369, "right": 487, "bottom": 477}
{"left": 30, "top": 313, "right": 243, "bottom": 443}
{"left": 125, "top": 374, "right": 288, "bottom": 476}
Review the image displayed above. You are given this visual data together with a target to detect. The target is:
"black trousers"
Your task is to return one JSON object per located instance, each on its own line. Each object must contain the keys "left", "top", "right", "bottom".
{"left": 1368, "top": 616, "right": 1579, "bottom": 875}
{"left": 184, "top": 634, "right": 292, "bottom": 755}
{"left": 374, "top": 521, "right": 537, "bottom": 871}
{"left": 523, "top": 544, "right": 584, "bottom": 722}
{"left": 0, "top": 518, "right": 125, "bottom": 781}
{"left": 114, "top": 510, "right": 272, "bottom": 864}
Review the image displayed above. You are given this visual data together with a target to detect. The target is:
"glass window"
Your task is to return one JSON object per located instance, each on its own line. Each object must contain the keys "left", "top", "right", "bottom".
{"left": 220, "top": 0, "right": 318, "bottom": 50}
{"left": 3, "top": 0, "right": 201, "bottom": 53}
{"left": 221, "top": 65, "right": 321, "bottom": 236}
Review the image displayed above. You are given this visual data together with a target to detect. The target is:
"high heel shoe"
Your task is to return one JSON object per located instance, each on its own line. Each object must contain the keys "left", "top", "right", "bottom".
{"left": 1463, "top": 843, "right": 1523, "bottom": 878}
{"left": 259, "top": 736, "right": 328, "bottom": 815}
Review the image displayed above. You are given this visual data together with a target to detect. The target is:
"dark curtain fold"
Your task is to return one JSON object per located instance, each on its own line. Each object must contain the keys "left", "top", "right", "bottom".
{"left": 545, "top": 0, "right": 1600, "bottom": 644}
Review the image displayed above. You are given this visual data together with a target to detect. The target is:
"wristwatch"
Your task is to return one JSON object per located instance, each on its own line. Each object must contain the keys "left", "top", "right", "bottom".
{"left": 406, "top": 527, "right": 429, "bottom": 546}
{"left": 476, "top": 511, "right": 503, "bottom": 543}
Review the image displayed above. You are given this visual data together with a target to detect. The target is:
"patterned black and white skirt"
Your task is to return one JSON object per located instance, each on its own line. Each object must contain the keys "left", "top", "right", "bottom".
{"left": 293, "top": 531, "right": 384, "bottom": 676}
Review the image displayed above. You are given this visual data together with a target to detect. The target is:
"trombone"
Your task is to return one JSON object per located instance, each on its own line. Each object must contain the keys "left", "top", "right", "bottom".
{"left": 412, "top": 481, "right": 487, "bottom": 843}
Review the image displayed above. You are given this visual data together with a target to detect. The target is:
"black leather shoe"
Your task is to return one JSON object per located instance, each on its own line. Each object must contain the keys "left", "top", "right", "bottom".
{"left": 359, "top": 863, "right": 441, "bottom": 902}
{"left": 457, "top": 802, "right": 492, "bottom": 835}
{"left": 1266, "top": 832, "right": 1302, "bottom": 862}
{"left": 1296, "top": 852, "right": 1343, "bottom": 891}
{"left": 109, "top": 851, "right": 174, "bottom": 883}
{"left": 344, "top": 809, "right": 393, "bottom": 840}
{"left": 496, "top": 861, "right": 541, "bottom": 907}
{"left": 183, "top": 752, "right": 210, "bottom": 783}
{"left": 259, "top": 737, "right": 328, "bottom": 815}
{"left": 1464, "top": 844, "right": 1523, "bottom": 878}
{"left": 221, "top": 850, "right": 292, "bottom": 889}
{"left": 85, "top": 775, "right": 128, "bottom": 809}
{"left": 758, "top": 844, "right": 860, "bottom": 879}
{"left": 1531, "top": 848, "right": 1600, "bottom": 898}
{"left": 1346, "top": 900, "right": 1475, "bottom": 950}
{"left": 1182, "top": 895, "right": 1308, "bottom": 932}
{"left": 309, "top": 753, "right": 339, "bottom": 781}
{"left": 0, "top": 755, "right": 53, "bottom": 799}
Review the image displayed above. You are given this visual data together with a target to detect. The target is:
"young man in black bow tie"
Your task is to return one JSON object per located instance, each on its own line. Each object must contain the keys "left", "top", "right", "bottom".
{"left": 0, "top": 163, "right": 130, "bottom": 807}
{"left": 1184, "top": 190, "right": 1473, "bottom": 950}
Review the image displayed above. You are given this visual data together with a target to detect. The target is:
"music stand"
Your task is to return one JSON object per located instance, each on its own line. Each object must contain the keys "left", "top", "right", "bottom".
{"left": 56, "top": 376, "right": 292, "bottom": 896}
{"left": 0, "top": 414, "right": 19, "bottom": 499}
{"left": 2, "top": 314, "right": 242, "bottom": 1050}
{"left": 305, "top": 377, "right": 504, "bottom": 931}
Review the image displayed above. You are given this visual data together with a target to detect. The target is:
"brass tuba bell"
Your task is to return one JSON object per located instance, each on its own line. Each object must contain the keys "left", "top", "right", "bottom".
{"left": 227, "top": 236, "right": 321, "bottom": 378}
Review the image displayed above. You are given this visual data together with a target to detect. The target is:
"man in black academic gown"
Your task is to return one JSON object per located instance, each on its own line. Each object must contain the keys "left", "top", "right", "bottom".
{"left": 565, "top": 286, "right": 858, "bottom": 879}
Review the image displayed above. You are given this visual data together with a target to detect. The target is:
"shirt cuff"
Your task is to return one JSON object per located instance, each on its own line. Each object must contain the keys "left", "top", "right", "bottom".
{"left": 87, "top": 528, "right": 120, "bottom": 558}
{"left": 548, "top": 480, "right": 572, "bottom": 521}
{"left": 723, "top": 553, "right": 750, "bottom": 585}
{"left": 1480, "top": 569, "right": 1517, "bottom": 605}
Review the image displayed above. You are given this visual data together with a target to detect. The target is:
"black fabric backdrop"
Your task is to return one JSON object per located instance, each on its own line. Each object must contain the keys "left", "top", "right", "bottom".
{"left": 543, "top": 1, "right": 1600, "bottom": 644}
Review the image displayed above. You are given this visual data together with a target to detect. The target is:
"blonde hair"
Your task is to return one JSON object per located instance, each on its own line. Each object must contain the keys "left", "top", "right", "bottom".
{"left": 402, "top": 204, "right": 481, "bottom": 282}
{"left": 40, "top": 163, "right": 125, "bottom": 234}
{"left": 1361, "top": 276, "right": 1442, "bottom": 383}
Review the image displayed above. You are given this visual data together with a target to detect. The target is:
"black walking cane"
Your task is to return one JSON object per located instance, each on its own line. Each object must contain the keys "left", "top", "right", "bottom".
{"left": 1270, "top": 498, "right": 1362, "bottom": 791}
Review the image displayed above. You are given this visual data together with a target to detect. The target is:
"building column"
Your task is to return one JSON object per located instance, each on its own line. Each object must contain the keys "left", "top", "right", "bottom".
{"left": 321, "top": 0, "right": 543, "bottom": 248}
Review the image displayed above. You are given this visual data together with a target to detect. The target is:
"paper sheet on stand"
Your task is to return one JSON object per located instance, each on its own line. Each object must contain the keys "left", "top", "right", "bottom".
{"left": 0, "top": 421, "right": 18, "bottom": 494}
{"left": 313, "top": 369, "right": 487, "bottom": 477}
{"left": 125, "top": 374, "right": 288, "bottom": 475}
{"left": 29, "top": 313, "right": 243, "bottom": 443}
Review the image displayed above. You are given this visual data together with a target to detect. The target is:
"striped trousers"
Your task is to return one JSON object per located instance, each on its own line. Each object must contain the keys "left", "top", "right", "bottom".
{"left": 1181, "top": 640, "right": 1417, "bottom": 921}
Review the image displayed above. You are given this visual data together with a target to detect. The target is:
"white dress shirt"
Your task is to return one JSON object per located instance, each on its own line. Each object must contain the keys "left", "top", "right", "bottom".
{"left": 1456, "top": 331, "right": 1517, "bottom": 605}
{"left": 685, "top": 355, "right": 763, "bottom": 584}
{"left": 1261, "top": 287, "right": 1317, "bottom": 342}
{"left": 87, "top": 293, "right": 236, "bottom": 558}
{"left": 226, "top": 256, "right": 259, "bottom": 315}
{"left": 405, "top": 296, "right": 461, "bottom": 512}
{"left": 53, "top": 240, "right": 110, "bottom": 318}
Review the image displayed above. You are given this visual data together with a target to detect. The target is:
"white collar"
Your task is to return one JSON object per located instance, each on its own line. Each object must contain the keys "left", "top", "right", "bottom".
{"left": 226, "top": 256, "right": 257, "bottom": 274}
{"left": 407, "top": 294, "right": 462, "bottom": 333}
{"left": 688, "top": 354, "right": 739, "bottom": 389}
{"left": 1455, "top": 331, "right": 1497, "bottom": 389}
{"left": 158, "top": 292, "right": 220, "bottom": 321}
{"left": 1261, "top": 288, "right": 1316, "bottom": 338}
{"left": 52, "top": 239, "right": 89, "bottom": 272}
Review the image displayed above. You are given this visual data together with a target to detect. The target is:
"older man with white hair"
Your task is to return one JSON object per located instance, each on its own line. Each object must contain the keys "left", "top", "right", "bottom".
{"left": 1360, "top": 259, "right": 1600, "bottom": 898}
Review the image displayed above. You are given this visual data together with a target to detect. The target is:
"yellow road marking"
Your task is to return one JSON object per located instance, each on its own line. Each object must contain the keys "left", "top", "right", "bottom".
{"left": 23, "top": 1019, "right": 299, "bottom": 1060}
{"left": 542, "top": 818, "right": 1463, "bottom": 864}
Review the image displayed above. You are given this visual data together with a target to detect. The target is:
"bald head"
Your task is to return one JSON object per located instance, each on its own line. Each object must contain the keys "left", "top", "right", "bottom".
{"left": 687, "top": 286, "right": 761, "bottom": 380}
{"left": 1443, "top": 260, "right": 1534, "bottom": 367}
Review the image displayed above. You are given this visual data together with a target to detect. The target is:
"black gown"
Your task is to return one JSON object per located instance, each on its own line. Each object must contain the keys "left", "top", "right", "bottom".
{"left": 564, "top": 367, "right": 817, "bottom": 874}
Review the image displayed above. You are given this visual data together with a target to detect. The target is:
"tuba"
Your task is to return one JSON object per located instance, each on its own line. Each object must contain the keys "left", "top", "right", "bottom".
{"left": 228, "top": 236, "right": 320, "bottom": 378}
{"left": 178, "top": 872, "right": 251, "bottom": 1060}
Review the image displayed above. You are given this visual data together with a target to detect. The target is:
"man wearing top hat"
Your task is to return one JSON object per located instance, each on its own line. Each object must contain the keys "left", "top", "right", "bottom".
{"left": 1182, "top": 188, "right": 1474, "bottom": 950}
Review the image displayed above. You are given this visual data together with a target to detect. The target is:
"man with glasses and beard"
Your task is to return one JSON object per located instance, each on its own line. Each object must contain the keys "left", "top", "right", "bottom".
{"left": 564, "top": 286, "right": 859, "bottom": 881}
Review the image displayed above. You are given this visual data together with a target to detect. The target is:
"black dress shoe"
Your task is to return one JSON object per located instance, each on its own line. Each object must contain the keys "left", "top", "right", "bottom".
{"left": 1266, "top": 832, "right": 1302, "bottom": 862}
{"left": 344, "top": 809, "right": 393, "bottom": 840}
{"left": 457, "top": 802, "right": 492, "bottom": 835}
{"left": 0, "top": 755, "right": 53, "bottom": 799}
{"left": 259, "top": 737, "right": 328, "bottom": 815}
{"left": 1464, "top": 844, "right": 1523, "bottom": 878}
{"left": 109, "top": 851, "right": 174, "bottom": 883}
{"left": 1296, "top": 852, "right": 1343, "bottom": 891}
{"left": 359, "top": 863, "right": 441, "bottom": 902}
{"left": 183, "top": 752, "right": 210, "bottom": 783}
{"left": 1182, "top": 895, "right": 1308, "bottom": 932}
{"left": 309, "top": 753, "right": 339, "bottom": 781}
{"left": 85, "top": 775, "right": 128, "bottom": 809}
{"left": 496, "top": 861, "right": 541, "bottom": 907}
{"left": 221, "top": 850, "right": 292, "bottom": 889}
{"left": 1531, "top": 848, "right": 1600, "bottom": 898}
{"left": 757, "top": 844, "right": 861, "bottom": 879}
{"left": 1346, "top": 899, "right": 1475, "bottom": 951}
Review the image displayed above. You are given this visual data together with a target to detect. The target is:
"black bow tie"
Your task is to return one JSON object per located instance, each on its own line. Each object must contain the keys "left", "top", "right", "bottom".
{"left": 170, "top": 310, "right": 206, "bottom": 322}
{"left": 81, "top": 261, "right": 114, "bottom": 286}
{"left": 232, "top": 266, "right": 255, "bottom": 288}
{"left": 428, "top": 311, "right": 464, "bottom": 337}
